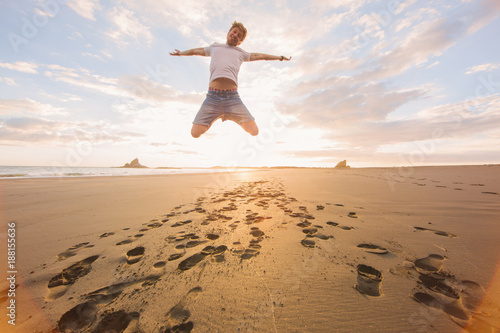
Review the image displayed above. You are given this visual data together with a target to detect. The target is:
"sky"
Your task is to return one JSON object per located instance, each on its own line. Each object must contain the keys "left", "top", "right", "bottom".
{"left": 1, "top": 0, "right": 499, "bottom": 168}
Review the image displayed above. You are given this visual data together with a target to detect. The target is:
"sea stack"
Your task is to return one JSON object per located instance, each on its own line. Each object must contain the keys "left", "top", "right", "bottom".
{"left": 122, "top": 158, "right": 147, "bottom": 168}
{"left": 334, "top": 160, "right": 350, "bottom": 168}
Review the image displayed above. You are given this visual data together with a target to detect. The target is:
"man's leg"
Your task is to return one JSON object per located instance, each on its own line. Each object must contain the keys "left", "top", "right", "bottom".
{"left": 191, "top": 124, "right": 209, "bottom": 138}
{"left": 241, "top": 120, "right": 259, "bottom": 136}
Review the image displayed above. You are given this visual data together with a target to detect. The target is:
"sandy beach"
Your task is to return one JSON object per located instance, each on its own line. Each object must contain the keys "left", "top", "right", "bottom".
{"left": 1, "top": 165, "right": 499, "bottom": 332}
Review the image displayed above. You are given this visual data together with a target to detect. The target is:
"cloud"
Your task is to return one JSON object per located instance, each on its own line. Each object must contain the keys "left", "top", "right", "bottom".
{"left": 39, "top": 63, "right": 204, "bottom": 115}
{"left": 66, "top": 0, "right": 101, "bottom": 20}
{"left": 361, "top": 17, "right": 466, "bottom": 81}
{"left": 118, "top": 75, "right": 204, "bottom": 104}
{"left": 1, "top": 0, "right": 499, "bottom": 167}
{"left": 278, "top": 0, "right": 500, "bottom": 158}
{"left": 0, "top": 61, "right": 38, "bottom": 74}
{"left": 323, "top": 93, "right": 500, "bottom": 149}
{"left": 0, "top": 116, "right": 72, "bottom": 144}
{"left": 171, "top": 149, "right": 199, "bottom": 155}
{"left": 465, "top": 62, "right": 500, "bottom": 74}
{"left": 106, "top": 6, "right": 153, "bottom": 46}
{"left": 465, "top": 0, "right": 500, "bottom": 35}
{"left": 81, "top": 52, "right": 106, "bottom": 61}
{"left": 367, "top": 0, "right": 500, "bottom": 80}
{"left": 117, "top": 131, "right": 146, "bottom": 138}
{"left": 282, "top": 76, "right": 426, "bottom": 127}
{"left": 44, "top": 66, "right": 122, "bottom": 97}
{"left": 0, "top": 77, "right": 18, "bottom": 86}
{"left": 0, "top": 116, "right": 144, "bottom": 145}
{"left": 124, "top": 0, "right": 236, "bottom": 38}
{"left": 394, "top": 7, "right": 439, "bottom": 33}
{"left": 3, "top": 117, "right": 61, "bottom": 130}
{"left": 0, "top": 98, "right": 67, "bottom": 116}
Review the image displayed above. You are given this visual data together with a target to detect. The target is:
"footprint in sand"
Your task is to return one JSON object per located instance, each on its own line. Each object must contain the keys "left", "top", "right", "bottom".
{"left": 234, "top": 229, "right": 264, "bottom": 259}
{"left": 145, "top": 221, "right": 163, "bottom": 229}
{"left": 414, "top": 254, "right": 446, "bottom": 274}
{"left": 160, "top": 286, "right": 202, "bottom": 333}
{"left": 168, "top": 252, "right": 185, "bottom": 261}
{"left": 212, "top": 245, "right": 227, "bottom": 256}
{"left": 357, "top": 244, "right": 389, "bottom": 255}
{"left": 314, "top": 233, "right": 332, "bottom": 240}
{"left": 56, "top": 242, "right": 95, "bottom": 261}
{"left": 154, "top": 261, "right": 166, "bottom": 269}
{"left": 57, "top": 299, "right": 99, "bottom": 331}
{"left": 355, "top": 264, "right": 383, "bottom": 297}
{"left": 186, "top": 240, "right": 205, "bottom": 248}
{"left": 454, "top": 280, "right": 486, "bottom": 311}
{"left": 171, "top": 219, "right": 193, "bottom": 227}
{"left": 99, "top": 232, "right": 115, "bottom": 238}
{"left": 302, "top": 227, "right": 317, "bottom": 235}
{"left": 248, "top": 239, "right": 261, "bottom": 250}
{"left": 206, "top": 233, "right": 220, "bottom": 240}
{"left": 166, "top": 232, "right": 201, "bottom": 244}
{"left": 126, "top": 246, "right": 145, "bottom": 264}
{"left": 413, "top": 274, "right": 469, "bottom": 321}
{"left": 414, "top": 226, "right": 457, "bottom": 238}
{"left": 250, "top": 227, "right": 265, "bottom": 238}
{"left": 240, "top": 248, "right": 259, "bottom": 260}
{"left": 298, "top": 224, "right": 332, "bottom": 247}
{"left": 327, "top": 221, "right": 353, "bottom": 230}
{"left": 177, "top": 245, "right": 227, "bottom": 270}
{"left": 413, "top": 276, "right": 500, "bottom": 329}
{"left": 301, "top": 238, "right": 315, "bottom": 248}
{"left": 230, "top": 242, "right": 245, "bottom": 255}
{"left": 229, "top": 221, "right": 240, "bottom": 230}
{"left": 57, "top": 282, "right": 134, "bottom": 332}
{"left": 115, "top": 233, "right": 144, "bottom": 246}
{"left": 47, "top": 255, "right": 99, "bottom": 300}
{"left": 297, "top": 220, "right": 312, "bottom": 228}
{"left": 92, "top": 310, "right": 141, "bottom": 333}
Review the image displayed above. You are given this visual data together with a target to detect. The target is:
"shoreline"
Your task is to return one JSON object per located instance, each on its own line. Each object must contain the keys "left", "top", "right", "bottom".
{"left": 1, "top": 163, "right": 499, "bottom": 180}
{"left": 0, "top": 166, "right": 269, "bottom": 180}
{"left": 1, "top": 166, "right": 499, "bottom": 332}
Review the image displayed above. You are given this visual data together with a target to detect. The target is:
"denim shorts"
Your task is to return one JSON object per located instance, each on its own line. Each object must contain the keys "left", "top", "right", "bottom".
{"left": 193, "top": 90, "right": 255, "bottom": 126}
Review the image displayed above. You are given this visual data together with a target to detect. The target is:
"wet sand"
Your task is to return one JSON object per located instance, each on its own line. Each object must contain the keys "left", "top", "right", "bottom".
{"left": 1, "top": 165, "right": 499, "bottom": 332}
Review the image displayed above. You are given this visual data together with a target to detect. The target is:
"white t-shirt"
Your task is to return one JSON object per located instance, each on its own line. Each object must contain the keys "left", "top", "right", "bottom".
{"left": 204, "top": 42, "right": 251, "bottom": 86}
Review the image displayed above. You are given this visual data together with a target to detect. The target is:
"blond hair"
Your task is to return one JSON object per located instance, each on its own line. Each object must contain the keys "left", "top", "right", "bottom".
{"left": 229, "top": 21, "right": 247, "bottom": 43}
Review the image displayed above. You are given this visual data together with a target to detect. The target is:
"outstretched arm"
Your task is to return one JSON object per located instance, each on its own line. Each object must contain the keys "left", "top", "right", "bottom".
{"left": 170, "top": 48, "right": 206, "bottom": 56}
{"left": 250, "top": 53, "right": 292, "bottom": 61}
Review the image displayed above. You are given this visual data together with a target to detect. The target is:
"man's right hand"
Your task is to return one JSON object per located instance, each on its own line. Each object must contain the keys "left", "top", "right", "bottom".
{"left": 169, "top": 48, "right": 206, "bottom": 56}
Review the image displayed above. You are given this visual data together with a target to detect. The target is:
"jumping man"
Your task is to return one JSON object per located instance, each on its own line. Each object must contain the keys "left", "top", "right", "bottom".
{"left": 170, "top": 21, "right": 291, "bottom": 138}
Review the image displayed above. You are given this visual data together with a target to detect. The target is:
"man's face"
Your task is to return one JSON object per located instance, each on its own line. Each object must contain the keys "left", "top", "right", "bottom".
{"left": 226, "top": 27, "right": 244, "bottom": 46}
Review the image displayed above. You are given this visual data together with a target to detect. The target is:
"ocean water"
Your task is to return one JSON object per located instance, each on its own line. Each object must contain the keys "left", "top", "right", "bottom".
{"left": 0, "top": 166, "right": 243, "bottom": 179}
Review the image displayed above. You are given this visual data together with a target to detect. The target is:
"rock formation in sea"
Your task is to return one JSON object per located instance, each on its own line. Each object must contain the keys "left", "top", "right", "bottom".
{"left": 334, "top": 160, "right": 350, "bottom": 169}
{"left": 122, "top": 158, "right": 147, "bottom": 168}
